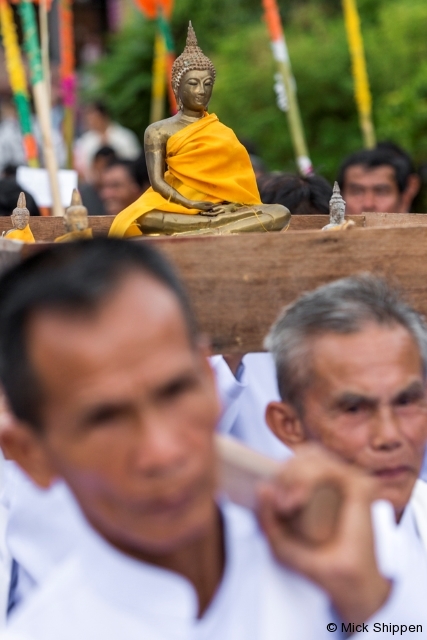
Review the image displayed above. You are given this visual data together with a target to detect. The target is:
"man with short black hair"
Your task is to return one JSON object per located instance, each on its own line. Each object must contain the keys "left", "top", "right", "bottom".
{"left": 337, "top": 145, "right": 420, "bottom": 215}
{"left": 100, "top": 160, "right": 149, "bottom": 216}
{"left": 0, "top": 240, "right": 410, "bottom": 639}
{"left": 258, "top": 172, "right": 332, "bottom": 215}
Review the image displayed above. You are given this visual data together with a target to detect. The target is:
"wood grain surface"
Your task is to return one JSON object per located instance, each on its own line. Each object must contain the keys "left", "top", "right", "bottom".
{"left": 0, "top": 215, "right": 115, "bottom": 241}
{"left": 148, "top": 226, "right": 427, "bottom": 352}
{"left": 1, "top": 211, "right": 425, "bottom": 241}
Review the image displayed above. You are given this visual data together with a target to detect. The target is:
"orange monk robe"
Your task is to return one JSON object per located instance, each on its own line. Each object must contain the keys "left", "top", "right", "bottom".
{"left": 109, "top": 113, "right": 262, "bottom": 238}
{"left": 4, "top": 224, "right": 35, "bottom": 243}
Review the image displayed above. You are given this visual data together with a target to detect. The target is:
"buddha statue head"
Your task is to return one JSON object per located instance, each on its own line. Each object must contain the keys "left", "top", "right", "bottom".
{"left": 172, "top": 22, "right": 216, "bottom": 112}
{"left": 64, "top": 189, "right": 89, "bottom": 232}
{"left": 11, "top": 192, "right": 30, "bottom": 230}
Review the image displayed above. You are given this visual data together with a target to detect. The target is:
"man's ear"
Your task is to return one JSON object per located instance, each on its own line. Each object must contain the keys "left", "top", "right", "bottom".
{"left": 265, "top": 401, "right": 307, "bottom": 449}
{"left": 0, "top": 417, "right": 57, "bottom": 489}
{"left": 401, "top": 174, "right": 421, "bottom": 213}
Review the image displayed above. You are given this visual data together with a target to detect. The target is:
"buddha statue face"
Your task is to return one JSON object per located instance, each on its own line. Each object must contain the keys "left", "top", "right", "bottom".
{"left": 64, "top": 189, "right": 89, "bottom": 232}
{"left": 177, "top": 69, "right": 214, "bottom": 114}
{"left": 65, "top": 209, "right": 89, "bottom": 233}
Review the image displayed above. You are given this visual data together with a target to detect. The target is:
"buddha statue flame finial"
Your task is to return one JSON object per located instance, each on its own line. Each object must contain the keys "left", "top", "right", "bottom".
{"left": 329, "top": 182, "right": 346, "bottom": 226}
{"left": 171, "top": 21, "right": 216, "bottom": 100}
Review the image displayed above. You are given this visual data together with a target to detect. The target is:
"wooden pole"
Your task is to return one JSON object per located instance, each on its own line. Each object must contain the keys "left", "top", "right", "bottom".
{"left": 18, "top": 0, "right": 63, "bottom": 216}
{"left": 39, "top": 0, "right": 51, "bottom": 107}
{"left": 262, "top": 0, "right": 312, "bottom": 176}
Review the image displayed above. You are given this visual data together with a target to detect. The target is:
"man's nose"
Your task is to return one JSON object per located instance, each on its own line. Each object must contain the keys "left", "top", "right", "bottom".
{"left": 361, "top": 190, "right": 377, "bottom": 212}
{"left": 371, "top": 405, "right": 402, "bottom": 451}
{"left": 133, "top": 416, "right": 186, "bottom": 477}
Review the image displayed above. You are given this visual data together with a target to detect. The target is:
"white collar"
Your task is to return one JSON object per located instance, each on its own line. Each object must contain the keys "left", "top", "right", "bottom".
{"left": 77, "top": 501, "right": 258, "bottom": 625}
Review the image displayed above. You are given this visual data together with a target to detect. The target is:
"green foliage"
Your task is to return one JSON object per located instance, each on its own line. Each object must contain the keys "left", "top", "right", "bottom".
{"left": 85, "top": 0, "right": 427, "bottom": 181}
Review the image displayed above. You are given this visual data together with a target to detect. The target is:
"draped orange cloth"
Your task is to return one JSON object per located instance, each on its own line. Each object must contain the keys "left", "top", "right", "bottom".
{"left": 108, "top": 113, "right": 261, "bottom": 238}
{"left": 4, "top": 224, "right": 35, "bottom": 243}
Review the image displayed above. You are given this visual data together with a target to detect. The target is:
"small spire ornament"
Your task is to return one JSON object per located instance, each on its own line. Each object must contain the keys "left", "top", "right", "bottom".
{"left": 322, "top": 182, "right": 354, "bottom": 231}
{"left": 171, "top": 22, "right": 216, "bottom": 99}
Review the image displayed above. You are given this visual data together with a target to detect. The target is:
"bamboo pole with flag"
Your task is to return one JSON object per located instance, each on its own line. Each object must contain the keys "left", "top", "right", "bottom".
{"left": 0, "top": 0, "right": 38, "bottom": 167}
{"left": 18, "top": 0, "right": 63, "bottom": 215}
{"left": 262, "top": 0, "right": 312, "bottom": 176}
{"left": 342, "top": 0, "right": 376, "bottom": 148}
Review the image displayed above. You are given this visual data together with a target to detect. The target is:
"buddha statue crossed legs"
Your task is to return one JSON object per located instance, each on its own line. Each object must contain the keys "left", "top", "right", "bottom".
{"left": 109, "top": 23, "right": 290, "bottom": 237}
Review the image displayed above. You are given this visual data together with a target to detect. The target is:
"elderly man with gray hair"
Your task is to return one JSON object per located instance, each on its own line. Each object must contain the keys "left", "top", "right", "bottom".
{"left": 264, "top": 275, "right": 427, "bottom": 619}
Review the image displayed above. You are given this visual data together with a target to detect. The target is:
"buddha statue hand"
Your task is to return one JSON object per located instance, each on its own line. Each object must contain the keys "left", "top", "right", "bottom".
{"left": 189, "top": 200, "right": 217, "bottom": 212}
{"left": 199, "top": 202, "right": 236, "bottom": 216}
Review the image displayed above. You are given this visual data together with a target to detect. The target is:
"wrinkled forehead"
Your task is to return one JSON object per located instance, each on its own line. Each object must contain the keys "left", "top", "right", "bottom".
{"left": 307, "top": 323, "right": 423, "bottom": 392}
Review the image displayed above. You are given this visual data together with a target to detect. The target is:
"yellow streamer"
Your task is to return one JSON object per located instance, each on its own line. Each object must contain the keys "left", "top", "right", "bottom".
{"left": 0, "top": 0, "right": 28, "bottom": 95}
{"left": 342, "top": 0, "right": 376, "bottom": 148}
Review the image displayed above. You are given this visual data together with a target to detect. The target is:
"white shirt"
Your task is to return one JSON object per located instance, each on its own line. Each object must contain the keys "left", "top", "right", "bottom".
{"left": 212, "top": 353, "right": 291, "bottom": 460}
{"left": 3, "top": 499, "right": 418, "bottom": 640}
{"left": 2, "top": 462, "right": 87, "bottom": 609}
{"left": 74, "top": 123, "right": 141, "bottom": 179}
{"left": 0, "top": 449, "right": 11, "bottom": 630}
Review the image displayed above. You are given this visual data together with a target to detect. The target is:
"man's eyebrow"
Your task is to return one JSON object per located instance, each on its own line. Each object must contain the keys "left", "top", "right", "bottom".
{"left": 332, "top": 392, "right": 377, "bottom": 409}
{"left": 153, "top": 370, "right": 199, "bottom": 399}
{"left": 391, "top": 380, "right": 426, "bottom": 403}
{"left": 80, "top": 401, "right": 132, "bottom": 427}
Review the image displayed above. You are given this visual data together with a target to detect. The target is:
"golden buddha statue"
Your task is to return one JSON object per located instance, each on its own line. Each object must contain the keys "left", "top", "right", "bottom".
{"left": 3, "top": 193, "right": 35, "bottom": 243}
{"left": 109, "top": 23, "right": 290, "bottom": 237}
{"left": 55, "top": 189, "right": 93, "bottom": 243}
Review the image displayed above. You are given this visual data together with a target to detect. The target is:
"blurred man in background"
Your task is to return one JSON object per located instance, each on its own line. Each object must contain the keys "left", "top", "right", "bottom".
{"left": 258, "top": 173, "right": 332, "bottom": 215}
{"left": 74, "top": 102, "right": 141, "bottom": 181}
{"left": 99, "top": 159, "right": 149, "bottom": 217}
{"left": 337, "top": 144, "right": 420, "bottom": 216}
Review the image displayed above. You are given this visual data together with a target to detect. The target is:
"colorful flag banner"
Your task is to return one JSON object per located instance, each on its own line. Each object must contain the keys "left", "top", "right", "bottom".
{"left": 0, "top": 0, "right": 38, "bottom": 166}
{"left": 59, "top": 0, "right": 76, "bottom": 168}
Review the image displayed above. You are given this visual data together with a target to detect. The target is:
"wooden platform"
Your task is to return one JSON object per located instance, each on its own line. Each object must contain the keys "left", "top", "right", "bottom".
{"left": 9, "top": 214, "right": 427, "bottom": 352}
{"left": 1, "top": 212, "right": 427, "bottom": 241}
{"left": 148, "top": 226, "right": 427, "bottom": 352}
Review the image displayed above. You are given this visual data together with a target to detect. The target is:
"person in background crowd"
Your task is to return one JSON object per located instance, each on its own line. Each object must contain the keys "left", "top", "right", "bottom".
{"left": 74, "top": 102, "right": 141, "bottom": 181}
{"left": 258, "top": 173, "right": 332, "bottom": 215}
{"left": 337, "top": 144, "right": 420, "bottom": 216}
{"left": 89, "top": 146, "right": 118, "bottom": 191}
{"left": 0, "top": 166, "right": 41, "bottom": 217}
{"left": 0, "top": 100, "right": 66, "bottom": 174}
{"left": 99, "top": 159, "right": 149, "bottom": 217}
{"left": 79, "top": 147, "right": 118, "bottom": 216}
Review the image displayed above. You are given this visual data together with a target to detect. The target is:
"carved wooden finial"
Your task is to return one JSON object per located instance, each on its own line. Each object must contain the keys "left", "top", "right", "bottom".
{"left": 70, "top": 188, "right": 82, "bottom": 207}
